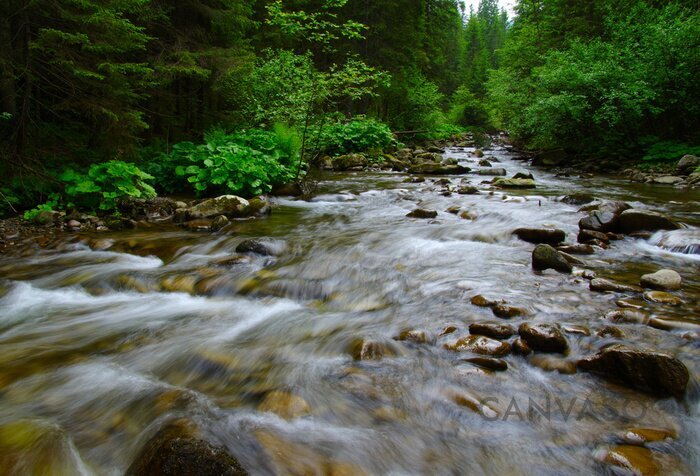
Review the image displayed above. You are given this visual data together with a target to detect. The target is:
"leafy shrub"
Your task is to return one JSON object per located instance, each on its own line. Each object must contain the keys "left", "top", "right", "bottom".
{"left": 60, "top": 160, "right": 156, "bottom": 211}
{"left": 23, "top": 195, "right": 60, "bottom": 221}
{"left": 416, "top": 124, "right": 465, "bottom": 141}
{"left": 170, "top": 128, "right": 297, "bottom": 197}
{"left": 641, "top": 141, "right": 700, "bottom": 164}
{"left": 316, "top": 117, "right": 395, "bottom": 155}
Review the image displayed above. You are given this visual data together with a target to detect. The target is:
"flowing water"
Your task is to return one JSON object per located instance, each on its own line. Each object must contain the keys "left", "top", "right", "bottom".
{"left": 0, "top": 143, "right": 699, "bottom": 475}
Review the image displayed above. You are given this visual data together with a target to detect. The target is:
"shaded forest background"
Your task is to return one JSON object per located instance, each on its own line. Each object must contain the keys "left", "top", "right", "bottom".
{"left": 1, "top": 0, "right": 698, "bottom": 215}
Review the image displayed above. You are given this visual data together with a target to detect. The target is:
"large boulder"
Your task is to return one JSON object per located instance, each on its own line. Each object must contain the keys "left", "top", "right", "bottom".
{"left": 518, "top": 323, "right": 568, "bottom": 353}
{"left": 640, "top": 269, "right": 682, "bottom": 291}
{"left": 408, "top": 163, "right": 470, "bottom": 175}
{"left": 332, "top": 153, "right": 368, "bottom": 171}
{"left": 532, "top": 244, "right": 572, "bottom": 273}
{"left": 677, "top": 154, "right": 700, "bottom": 175}
{"left": 577, "top": 345, "right": 689, "bottom": 397}
{"left": 513, "top": 228, "right": 566, "bottom": 245}
{"left": 127, "top": 422, "right": 247, "bottom": 476}
{"left": 618, "top": 209, "right": 681, "bottom": 234}
{"left": 186, "top": 196, "right": 250, "bottom": 219}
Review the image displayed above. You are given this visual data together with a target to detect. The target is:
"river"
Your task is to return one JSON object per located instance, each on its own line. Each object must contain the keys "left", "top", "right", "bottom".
{"left": 0, "top": 142, "right": 698, "bottom": 475}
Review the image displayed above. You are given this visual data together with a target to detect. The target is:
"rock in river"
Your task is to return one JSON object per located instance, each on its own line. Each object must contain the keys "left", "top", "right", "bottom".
{"left": 643, "top": 291, "right": 682, "bottom": 306}
{"left": 186, "top": 195, "right": 250, "bottom": 219}
{"left": 469, "top": 322, "right": 515, "bottom": 340}
{"left": 532, "top": 244, "right": 572, "bottom": 273}
{"left": 518, "top": 323, "right": 568, "bottom": 353}
{"left": 513, "top": 228, "right": 566, "bottom": 245}
{"left": 602, "top": 445, "right": 660, "bottom": 476}
{"left": 640, "top": 269, "right": 682, "bottom": 291}
{"left": 408, "top": 164, "right": 470, "bottom": 175}
{"left": 127, "top": 421, "right": 247, "bottom": 476}
{"left": 406, "top": 208, "right": 438, "bottom": 219}
{"left": 589, "top": 278, "right": 642, "bottom": 293}
{"left": 577, "top": 345, "right": 689, "bottom": 397}
{"left": 236, "top": 238, "right": 286, "bottom": 256}
{"left": 444, "top": 335, "right": 512, "bottom": 357}
{"left": 493, "top": 177, "right": 536, "bottom": 189}
{"left": 618, "top": 209, "right": 681, "bottom": 234}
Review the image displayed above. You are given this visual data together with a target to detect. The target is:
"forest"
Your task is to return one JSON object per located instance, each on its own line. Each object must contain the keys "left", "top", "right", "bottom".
{"left": 1, "top": 0, "right": 698, "bottom": 216}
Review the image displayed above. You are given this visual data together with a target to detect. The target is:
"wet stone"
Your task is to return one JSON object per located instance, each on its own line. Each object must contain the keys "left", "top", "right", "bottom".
{"left": 469, "top": 322, "right": 515, "bottom": 340}
{"left": 577, "top": 345, "right": 689, "bottom": 397}
{"left": 532, "top": 244, "right": 572, "bottom": 273}
{"left": 562, "top": 325, "right": 591, "bottom": 336}
{"left": 556, "top": 243, "right": 595, "bottom": 255}
{"left": 351, "top": 339, "right": 397, "bottom": 361}
{"left": 512, "top": 338, "right": 532, "bottom": 356}
{"left": 620, "top": 428, "right": 676, "bottom": 446}
{"left": 462, "top": 357, "right": 508, "bottom": 371}
{"left": 513, "top": 228, "right": 566, "bottom": 245}
{"left": 406, "top": 208, "right": 438, "bottom": 219}
{"left": 589, "top": 278, "right": 643, "bottom": 293}
{"left": 257, "top": 391, "right": 311, "bottom": 420}
{"left": 640, "top": 269, "right": 682, "bottom": 291}
{"left": 648, "top": 317, "right": 700, "bottom": 332}
{"left": 643, "top": 291, "right": 682, "bottom": 306}
{"left": 440, "top": 325, "right": 458, "bottom": 336}
{"left": 492, "top": 304, "right": 526, "bottom": 319}
{"left": 597, "top": 326, "right": 625, "bottom": 338}
{"left": 444, "top": 335, "right": 512, "bottom": 357}
{"left": 518, "top": 323, "right": 568, "bottom": 354}
{"left": 601, "top": 445, "right": 659, "bottom": 476}
{"left": 235, "top": 238, "right": 285, "bottom": 256}
{"left": 395, "top": 329, "right": 429, "bottom": 344}
{"left": 618, "top": 209, "right": 681, "bottom": 234}
{"left": 578, "top": 229, "right": 610, "bottom": 244}
{"left": 605, "top": 309, "right": 649, "bottom": 325}
{"left": 470, "top": 295, "right": 496, "bottom": 307}
{"left": 529, "top": 355, "right": 577, "bottom": 374}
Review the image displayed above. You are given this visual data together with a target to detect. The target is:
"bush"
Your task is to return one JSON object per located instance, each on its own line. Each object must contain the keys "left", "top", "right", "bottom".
{"left": 168, "top": 127, "right": 297, "bottom": 197}
{"left": 415, "top": 124, "right": 466, "bottom": 141}
{"left": 60, "top": 160, "right": 156, "bottom": 211}
{"left": 642, "top": 140, "right": 700, "bottom": 164}
{"left": 316, "top": 117, "right": 395, "bottom": 155}
{"left": 448, "top": 86, "right": 489, "bottom": 127}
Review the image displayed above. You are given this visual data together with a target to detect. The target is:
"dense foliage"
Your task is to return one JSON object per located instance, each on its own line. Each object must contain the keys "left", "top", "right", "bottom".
{"left": 1, "top": 0, "right": 698, "bottom": 216}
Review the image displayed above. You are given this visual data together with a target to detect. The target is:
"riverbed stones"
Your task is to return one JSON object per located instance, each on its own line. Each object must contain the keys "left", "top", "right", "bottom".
{"left": 469, "top": 322, "right": 515, "bottom": 340}
{"left": 492, "top": 304, "right": 526, "bottom": 319}
{"left": 395, "top": 329, "right": 429, "bottom": 344}
{"left": 474, "top": 168, "right": 506, "bottom": 176}
{"left": 235, "top": 238, "right": 285, "bottom": 256}
{"left": 529, "top": 355, "right": 576, "bottom": 374}
{"left": 620, "top": 428, "right": 677, "bottom": 446}
{"left": 186, "top": 195, "right": 250, "bottom": 219}
{"left": 449, "top": 390, "right": 499, "bottom": 419}
{"left": 605, "top": 309, "right": 649, "bottom": 325}
{"left": 577, "top": 345, "right": 689, "bottom": 397}
{"left": 651, "top": 176, "right": 684, "bottom": 185}
{"left": 126, "top": 421, "right": 247, "bottom": 476}
{"left": 257, "top": 391, "right": 311, "bottom": 420}
{"left": 444, "top": 335, "right": 512, "bottom": 357}
{"left": 532, "top": 244, "right": 572, "bottom": 273}
{"left": 457, "top": 185, "right": 479, "bottom": 194}
{"left": 462, "top": 357, "right": 508, "bottom": 371}
{"left": 350, "top": 339, "right": 397, "bottom": 361}
{"left": 640, "top": 269, "right": 682, "bottom": 291}
{"left": 643, "top": 291, "right": 682, "bottom": 306}
{"left": 556, "top": 243, "right": 595, "bottom": 255}
{"left": 648, "top": 317, "right": 700, "bottom": 332}
{"left": 618, "top": 209, "right": 680, "bottom": 234}
{"left": 589, "top": 278, "right": 643, "bottom": 293}
{"left": 408, "top": 163, "right": 470, "bottom": 175}
{"left": 578, "top": 229, "right": 609, "bottom": 244}
{"left": 512, "top": 337, "right": 532, "bottom": 356}
{"left": 470, "top": 294, "right": 496, "bottom": 307}
{"left": 561, "top": 193, "right": 595, "bottom": 205}
{"left": 513, "top": 228, "right": 566, "bottom": 245}
{"left": 406, "top": 208, "right": 438, "bottom": 219}
{"left": 493, "top": 177, "right": 536, "bottom": 189}
{"left": 602, "top": 445, "right": 660, "bottom": 476}
{"left": 518, "top": 323, "right": 568, "bottom": 353}
{"left": 332, "top": 153, "right": 368, "bottom": 171}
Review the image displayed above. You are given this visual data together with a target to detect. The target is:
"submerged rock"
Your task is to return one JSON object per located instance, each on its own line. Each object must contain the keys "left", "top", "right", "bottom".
{"left": 470, "top": 295, "right": 497, "bottom": 307}
{"left": 602, "top": 445, "right": 660, "bottom": 476}
{"left": 643, "top": 291, "right": 682, "bottom": 306}
{"left": 618, "top": 209, "right": 681, "bottom": 234}
{"left": 605, "top": 309, "right": 649, "bottom": 325}
{"left": 518, "top": 323, "right": 568, "bottom": 354}
{"left": 257, "top": 391, "right": 311, "bottom": 420}
{"left": 640, "top": 269, "right": 682, "bottom": 291}
{"left": 462, "top": 357, "right": 508, "bottom": 371}
{"left": 620, "top": 428, "right": 676, "bottom": 446}
{"left": 589, "top": 278, "right": 642, "bottom": 293}
{"left": 532, "top": 244, "right": 572, "bottom": 273}
{"left": 513, "top": 228, "right": 566, "bottom": 245}
{"left": 235, "top": 238, "right": 285, "bottom": 256}
{"left": 408, "top": 164, "right": 470, "bottom": 175}
{"left": 492, "top": 304, "right": 526, "bottom": 319}
{"left": 350, "top": 339, "right": 398, "bottom": 361}
{"left": 577, "top": 345, "right": 689, "bottom": 397}
{"left": 127, "top": 422, "right": 247, "bottom": 476}
{"left": 469, "top": 322, "right": 515, "bottom": 340}
{"left": 406, "top": 208, "right": 438, "bottom": 219}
